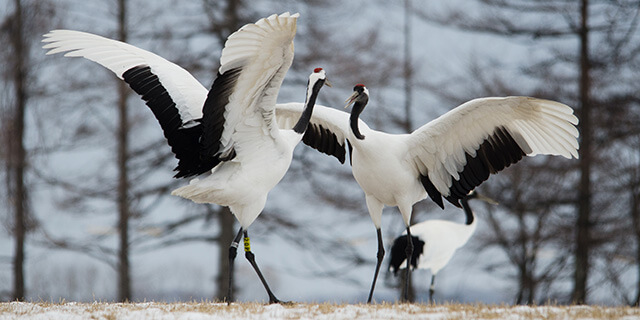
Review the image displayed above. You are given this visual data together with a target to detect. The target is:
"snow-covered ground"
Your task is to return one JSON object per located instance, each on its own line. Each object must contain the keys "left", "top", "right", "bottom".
{"left": 2, "top": 302, "right": 640, "bottom": 320}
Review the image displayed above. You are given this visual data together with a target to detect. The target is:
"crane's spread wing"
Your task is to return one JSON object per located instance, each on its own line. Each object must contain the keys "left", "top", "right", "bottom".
{"left": 200, "top": 13, "right": 299, "bottom": 162}
{"left": 407, "top": 96, "right": 579, "bottom": 208}
{"left": 42, "top": 30, "right": 211, "bottom": 178}
{"left": 42, "top": 30, "right": 206, "bottom": 124}
{"left": 275, "top": 102, "right": 352, "bottom": 164}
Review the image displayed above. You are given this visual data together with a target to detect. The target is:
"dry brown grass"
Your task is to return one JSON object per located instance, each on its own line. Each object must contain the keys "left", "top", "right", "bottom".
{"left": 1, "top": 301, "right": 639, "bottom": 319}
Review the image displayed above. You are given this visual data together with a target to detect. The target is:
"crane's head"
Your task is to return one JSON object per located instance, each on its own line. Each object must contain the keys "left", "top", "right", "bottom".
{"left": 309, "top": 67, "right": 332, "bottom": 89}
{"left": 344, "top": 84, "right": 369, "bottom": 109}
{"left": 303, "top": 68, "right": 331, "bottom": 110}
{"left": 294, "top": 68, "right": 331, "bottom": 134}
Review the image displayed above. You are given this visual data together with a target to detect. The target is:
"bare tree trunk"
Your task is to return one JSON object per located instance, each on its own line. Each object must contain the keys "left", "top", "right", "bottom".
{"left": 516, "top": 264, "right": 526, "bottom": 304}
{"left": 116, "top": 0, "right": 131, "bottom": 302}
{"left": 515, "top": 208, "right": 527, "bottom": 305}
{"left": 525, "top": 264, "right": 535, "bottom": 305}
{"left": 572, "top": 0, "right": 591, "bottom": 305}
{"left": 10, "top": 0, "right": 27, "bottom": 302}
{"left": 403, "top": 0, "right": 413, "bottom": 132}
{"left": 215, "top": 206, "right": 235, "bottom": 301}
{"left": 401, "top": 0, "right": 416, "bottom": 303}
{"left": 524, "top": 257, "right": 537, "bottom": 305}
{"left": 633, "top": 196, "right": 640, "bottom": 306}
{"left": 632, "top": 150, "right": 640, "bottom": 306}
{"left": 511, "top": 184, "right": 538, "bottom": 305}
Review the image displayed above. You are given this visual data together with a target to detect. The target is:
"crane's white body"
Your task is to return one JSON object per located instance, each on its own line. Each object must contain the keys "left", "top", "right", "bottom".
{"left": 349, "top": 131, "right": 423, "bottom": 227}
{"left": 175, "top": 139, "right": 296, "bottom": 227}
{"left": 43, "top": 13, "right": 306, "bottom": 229}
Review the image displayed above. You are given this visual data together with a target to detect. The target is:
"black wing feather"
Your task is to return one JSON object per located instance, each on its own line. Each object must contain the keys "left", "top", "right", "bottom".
{"left": 422, "top": 125, "right": 525, "bottom": 208}
{"left": 122, "top": 65, "right": 210, "bottom": 178}
{"left": 200, "top": 67, "right": 243, "bottom": 162}
{"left": 301, "top": 123, "right": 346, "bottom": 164}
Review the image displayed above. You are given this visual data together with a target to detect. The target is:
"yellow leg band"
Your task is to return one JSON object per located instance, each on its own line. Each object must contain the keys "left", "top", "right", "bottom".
{"left": 243, "top": 237, "right": 251, "bottom": 252}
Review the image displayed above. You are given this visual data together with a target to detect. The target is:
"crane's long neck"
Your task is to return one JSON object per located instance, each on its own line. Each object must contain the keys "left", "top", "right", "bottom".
{"left": 350, "top": 101, "right": 366, "bottom": 140}
{"left": 293, "top": 79, "right": 324, "bottom": 134}
{"left": 460, "top": 198, "right": 475, "bottom": 225}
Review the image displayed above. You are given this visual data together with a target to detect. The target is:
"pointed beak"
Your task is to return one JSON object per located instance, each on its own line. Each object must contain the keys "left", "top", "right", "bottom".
{"left": 324, "top": 78, "right": 332, "bottom": 88}
{"left": 476, "top": 193, "right": 499, "bottom": 205}
{"left": 344, "top": 91, "right": 359, "bottom": 108}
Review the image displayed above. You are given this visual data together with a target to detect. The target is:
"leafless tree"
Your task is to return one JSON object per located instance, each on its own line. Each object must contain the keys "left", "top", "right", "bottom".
{"left": 414, "top": 0, "right": 640, "bottom": 304}
{"left": 3, "top": 0, "right": 29, "bottom": 302}
{"left": 0, "top": 0, "right": 57, "bottom": 302}
{"left": 30, "top": 0, "right": 191, "bottom": 301}
{"left": 114, "top": 0, "right": 131, "bottom": 302}
{"left": 476, "top": 160, "right": 576, "bottom": 304}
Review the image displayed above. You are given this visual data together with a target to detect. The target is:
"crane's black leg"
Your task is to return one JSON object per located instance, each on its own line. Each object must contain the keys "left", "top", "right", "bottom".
{"left": 367, "top": 228, "right": 385, "bottom": 303}
{"left": 402, "top": 227, "right": 414, "bottom": 302}
{"left": 227, "top": 227, "right": 243, "bottom": 304}
{"left": 429, "top": 274, "right": 436, "bottom": 304}
{"left": 243, "top": 230, "right": 285, "bottom": 304}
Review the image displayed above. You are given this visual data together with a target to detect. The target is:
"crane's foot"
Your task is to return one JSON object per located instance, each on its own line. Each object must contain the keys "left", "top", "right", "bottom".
{"left": 267, "top": 296, "right": 293, "bottom": 305}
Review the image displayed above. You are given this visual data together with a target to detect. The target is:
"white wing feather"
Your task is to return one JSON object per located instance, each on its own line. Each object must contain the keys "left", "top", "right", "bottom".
{"left": 42, "top": 30, "right": 206, "bottom": 125}
{"left": 216, "top": 13, "right": 300, "bottom": 160}
{"left": 407, "top": 97, "right": 579, "bottom": 195}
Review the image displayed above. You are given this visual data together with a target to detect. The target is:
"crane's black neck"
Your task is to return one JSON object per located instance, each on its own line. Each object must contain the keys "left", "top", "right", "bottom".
{"left": 460, "top": 197, "right": 475, "bottom": 225}
{"left": 293, "top": 78, "right": 324, "bottom": 134}
{"left": 350, "top": 100, "right": 366, "bottom": 140}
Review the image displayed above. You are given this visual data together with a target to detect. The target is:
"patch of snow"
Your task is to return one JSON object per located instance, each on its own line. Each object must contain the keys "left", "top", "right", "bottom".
{"left": 3, "top": 302, "right": 640, "bottom": 320}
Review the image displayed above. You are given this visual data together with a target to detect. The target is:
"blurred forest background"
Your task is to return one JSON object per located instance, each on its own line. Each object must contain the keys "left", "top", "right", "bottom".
{"left": 2, "top": 0, "right": 640, "bottom": 305}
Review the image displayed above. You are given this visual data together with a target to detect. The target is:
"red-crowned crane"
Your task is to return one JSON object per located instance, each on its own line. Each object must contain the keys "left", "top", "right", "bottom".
{"left": 389, "top": 191, "right": 497, "bottom": 303}
{"left": 276, "top": 84, "right": 579, "bottom": 302}
{"left": 42, "top": 13, "right": 331, "bottom": 304}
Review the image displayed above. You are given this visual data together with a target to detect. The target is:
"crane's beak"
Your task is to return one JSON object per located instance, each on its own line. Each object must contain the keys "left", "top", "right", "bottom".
{"left": 324, "top": 78, "right": 332, "bottom": 88}
{"left": 476, "top": 193, "right": 499, "bottom": 205}
{"left": 344, "top": 91, "right": 359, "bottom": 108}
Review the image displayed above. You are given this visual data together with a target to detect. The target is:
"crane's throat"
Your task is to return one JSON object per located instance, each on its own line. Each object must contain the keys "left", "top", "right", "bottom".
{"left": 350, "top": 105, "right": 365, "bottom": 140}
